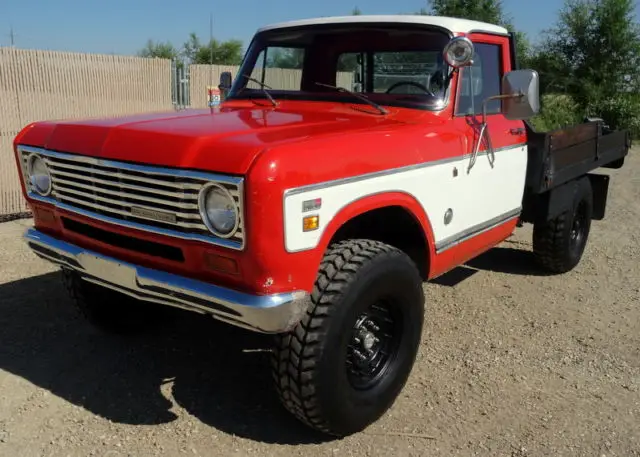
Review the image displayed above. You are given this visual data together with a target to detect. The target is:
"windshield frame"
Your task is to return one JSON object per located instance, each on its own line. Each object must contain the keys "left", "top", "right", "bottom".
{"left": 226, "top": 22, "right": 455, "bottom": 112}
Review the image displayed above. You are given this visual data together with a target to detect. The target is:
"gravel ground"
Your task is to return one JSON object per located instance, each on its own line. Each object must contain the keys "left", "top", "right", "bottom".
{"left": 0, "top": 149, "right": 638, "bottom": 457}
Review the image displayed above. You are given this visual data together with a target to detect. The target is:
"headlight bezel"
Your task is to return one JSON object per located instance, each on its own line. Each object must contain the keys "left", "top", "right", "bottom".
{"left": 197, "top": 182, "right": 240, "bottom": 239}
{"left": 26, "top": 153, "right": 53, "bottom": 197}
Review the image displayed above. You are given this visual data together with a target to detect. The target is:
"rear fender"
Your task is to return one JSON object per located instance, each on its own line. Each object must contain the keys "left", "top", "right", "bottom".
{"left": 531, "top": 174, "right": 606, "bottom": 223}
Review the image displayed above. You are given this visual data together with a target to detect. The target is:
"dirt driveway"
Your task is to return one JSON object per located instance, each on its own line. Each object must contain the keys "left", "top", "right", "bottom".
{"left": 1, "top": 149, "right": 638, "bottom": 457}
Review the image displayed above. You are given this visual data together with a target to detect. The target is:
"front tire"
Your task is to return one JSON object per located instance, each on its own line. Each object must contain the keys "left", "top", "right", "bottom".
{"left": 272, "top": 239, "right": 425, "bottom": 437}
{"left": 533, "top": 177, "right": 593, "bottom": 273}
{"left": 61, "top": 269, "right": 166, "bottom": 334}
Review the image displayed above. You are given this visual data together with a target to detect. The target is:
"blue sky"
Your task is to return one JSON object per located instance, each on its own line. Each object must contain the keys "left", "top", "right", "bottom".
{"left": 2, "top": 0, "right": 639, "bottom": 55}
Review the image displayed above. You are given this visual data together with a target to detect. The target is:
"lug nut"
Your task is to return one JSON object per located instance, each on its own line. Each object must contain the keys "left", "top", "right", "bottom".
{"left": 353, "top": 348, "right": 367, "bottom": 360}
{"left": 367, "top": 320, "right": 380, "bottom": 331}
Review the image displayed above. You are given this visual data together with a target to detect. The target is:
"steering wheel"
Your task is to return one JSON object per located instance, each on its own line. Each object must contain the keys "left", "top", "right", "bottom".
{"left": 385, "top": 81, "right": 435, "bottom": 96}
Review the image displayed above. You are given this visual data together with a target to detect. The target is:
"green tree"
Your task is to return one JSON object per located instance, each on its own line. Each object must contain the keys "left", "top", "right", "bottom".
{"left": 536, "top": 0, "right": 640, "bottom": 103}
{"left": 427, "top": 0, "right": 505, "bottom": 23}
{"left": 352, "top": 6, "right": 362, "bottom": 15}
{"left": 136, "top": 39, "right": 178, "bottom": 60}
{"left": 533, "top": 0, "right": 640, "bottom": 135}
{"left": 194, "top": 38, "right": 244, "bottom": 65}
{"left": 183, "top": 33, "right": 244, "bottom": 65}
{"left": 424, "top": 0, "right": 531, "bottom": 66}
{"left": 182, "top": 33, "right": 202, "bottom": 63}
{"left": 270, "top": 48, "right": 305, "bottom": 69}
{"left": 526, "top": 47, "right": 570, "bottom": 93}
{"left": 138, "top": 33, "right": 244, "bottom": 65}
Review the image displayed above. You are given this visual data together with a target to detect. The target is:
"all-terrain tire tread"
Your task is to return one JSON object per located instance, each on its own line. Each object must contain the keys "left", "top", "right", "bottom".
{"left": 60, "top": 269, "right": 162, "bottom": 334}
{"left": 532, "top": 210, "right": 569, "bottom": 272}
{"left": 61, "top": 269, "right": 94, "bottom": 322}
{"left": 532, "top": 177, "right": 592, "bottom": 273}
{"left": 271, "top": 239, "right": 410, "bottom": 436}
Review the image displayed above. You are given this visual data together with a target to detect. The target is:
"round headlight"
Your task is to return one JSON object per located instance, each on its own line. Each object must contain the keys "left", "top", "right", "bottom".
{"left": 27, "top": 154, "right": 52, "bottom": 196}
{"left": 198, "top": 184, "right": 239, "bottom": 237}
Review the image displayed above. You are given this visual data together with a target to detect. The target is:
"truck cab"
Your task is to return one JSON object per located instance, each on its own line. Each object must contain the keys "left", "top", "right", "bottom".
{"left": 15, "top": 15, "right": 630, "bottom": 437}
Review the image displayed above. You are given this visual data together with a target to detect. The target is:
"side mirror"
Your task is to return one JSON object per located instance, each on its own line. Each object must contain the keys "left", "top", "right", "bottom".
{"left": 219, "top": 71, "right": 233, "bottom": 90}
{"left": 501, "top": 69, "right": 540, "bottom": 120}
{"left": 219, "top": 71, "right": 233, "bottom": 101}
{"left": 468, "top": 69, "right": 540, "bottom": 173}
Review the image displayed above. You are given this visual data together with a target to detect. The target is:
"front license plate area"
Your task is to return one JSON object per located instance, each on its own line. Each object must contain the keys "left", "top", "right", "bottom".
{"left": 77, "top": 253, "right": 137, "bottom": 288}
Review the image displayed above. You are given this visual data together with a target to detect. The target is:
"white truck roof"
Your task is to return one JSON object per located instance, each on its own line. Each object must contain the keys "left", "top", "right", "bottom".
{"left": 257, "top": 14, "right": 509, "bottom": 36}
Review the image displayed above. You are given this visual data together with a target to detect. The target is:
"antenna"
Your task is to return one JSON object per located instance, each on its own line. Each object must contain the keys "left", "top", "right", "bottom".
{"left": 8, "top": 25, "right": 16, "bottom": 47}
{"left": 209, "top": 12, "right": 213, "bottom": 88}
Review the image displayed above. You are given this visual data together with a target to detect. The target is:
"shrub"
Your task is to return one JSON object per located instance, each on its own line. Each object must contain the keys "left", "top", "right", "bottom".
{"left": 529, "top": 93, "right": 582, "bottom": 132}
{"left": 528, "top": 92, "right": 640, "bottom": 139}
{"left": 587, "top": 93, "right": 640, "bottom": 139}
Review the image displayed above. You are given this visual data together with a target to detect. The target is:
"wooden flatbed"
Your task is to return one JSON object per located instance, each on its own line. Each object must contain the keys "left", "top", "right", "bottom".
{"left": 524, "top": 119, "right": 631, "bottom": 194}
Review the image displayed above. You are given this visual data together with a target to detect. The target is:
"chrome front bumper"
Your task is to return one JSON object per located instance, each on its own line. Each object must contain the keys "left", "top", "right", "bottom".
{"left": 24, "top": 228, "right": 310, "bottom": 334}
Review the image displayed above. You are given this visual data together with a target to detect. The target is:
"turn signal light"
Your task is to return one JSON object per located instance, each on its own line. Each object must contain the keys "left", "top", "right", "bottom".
{"left": 303, "top": 215, "right": 320, "bottom": 232}
{"left": 203, "top": 252, "right": 239, "bottom": 275}
{"left": 34, "top": 207, "right": 55, "bottom": 224}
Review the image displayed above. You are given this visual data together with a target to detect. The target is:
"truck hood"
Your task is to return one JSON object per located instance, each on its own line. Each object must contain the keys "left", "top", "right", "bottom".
{"left": 17, "top": 105, "right": 406, "bottom": 175}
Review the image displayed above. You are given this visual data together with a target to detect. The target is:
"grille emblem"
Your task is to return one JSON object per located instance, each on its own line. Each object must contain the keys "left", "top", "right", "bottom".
{"left": 131, "top": 206, "right": 177, "bottom": 224}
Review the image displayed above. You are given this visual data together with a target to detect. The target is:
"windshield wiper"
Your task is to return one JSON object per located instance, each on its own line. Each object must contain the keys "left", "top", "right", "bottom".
{"left": 315, "top": 82, "right": 388, "bottom": 115}
{"left": 241, "top": 74, "right": 278, "bottom": 107}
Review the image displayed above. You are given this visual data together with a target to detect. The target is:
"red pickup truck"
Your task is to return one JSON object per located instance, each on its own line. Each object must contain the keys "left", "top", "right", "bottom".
{"left": 14, "top": 15, "right": 630, "bottom": 437}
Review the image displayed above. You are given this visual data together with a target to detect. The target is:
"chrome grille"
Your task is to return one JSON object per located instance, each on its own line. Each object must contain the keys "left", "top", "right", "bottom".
{"left": 18, "top": 146, "right": 245, "bottom": 250}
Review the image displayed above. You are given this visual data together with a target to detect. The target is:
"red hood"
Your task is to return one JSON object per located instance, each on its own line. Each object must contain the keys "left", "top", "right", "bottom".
{"left": 15, "top": 103, "right": 408, "bottom": 175}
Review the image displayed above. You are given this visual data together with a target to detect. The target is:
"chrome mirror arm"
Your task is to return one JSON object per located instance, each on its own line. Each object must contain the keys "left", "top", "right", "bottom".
{"left": 468, "top": 92, "right": 525, "bottom": 173}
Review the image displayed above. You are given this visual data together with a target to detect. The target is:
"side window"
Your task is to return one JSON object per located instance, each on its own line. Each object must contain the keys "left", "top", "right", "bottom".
{"left": 455, "top": 43, "right": 502, "bottom": 116}
{"left": 248, "top": 47, "right": 305, "bottom": 91}
{"left": 336, "top": 53, "right": 367, "bottom": 92}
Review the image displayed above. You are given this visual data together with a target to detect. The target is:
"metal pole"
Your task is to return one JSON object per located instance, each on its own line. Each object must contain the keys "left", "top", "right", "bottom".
{"left": 171, "top": 59, "right": 177, "bottom": 109}
{"left": 177, "top": 63, "right": 183, "bottom": 109}
{"left": 210, "top": 12, "right": 213, "bottom": 88}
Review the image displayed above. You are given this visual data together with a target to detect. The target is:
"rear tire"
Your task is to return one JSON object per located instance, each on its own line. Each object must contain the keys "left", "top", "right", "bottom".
{"left": 61, "top": 269, "right": 166, "bottom": 334}
{"left": 533, "top": 177, "right": 593, "bottom": 273}
{"left": 271, "top": 239, "right": 425, "bottom": 437}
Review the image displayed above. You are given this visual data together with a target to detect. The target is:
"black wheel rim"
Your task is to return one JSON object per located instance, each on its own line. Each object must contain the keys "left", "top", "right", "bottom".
{"left": 570, "top": 200, "right": 588, "bottom": 255}
{"left": 346, "top": 300, "right": 401, "bottom": 390}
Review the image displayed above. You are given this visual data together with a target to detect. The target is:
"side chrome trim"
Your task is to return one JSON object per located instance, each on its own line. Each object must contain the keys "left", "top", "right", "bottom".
{"left": 24, "top": 228, "right": 310, "bottom": 334}
{"left": 281, "top": 144, "right": 526, "bottom": 254}
{"left": 283, "top": 143, "right": 526, "bottom": 197}
{"left": 435, "top": 207, "right": 522, "bottom": 253}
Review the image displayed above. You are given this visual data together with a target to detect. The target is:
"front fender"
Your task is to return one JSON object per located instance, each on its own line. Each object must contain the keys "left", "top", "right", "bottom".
{"left": 282, "top": 190, "right": 436, "bottom": 281}
{"left": 317, "top": 191, "right": 435, "bottom": 256}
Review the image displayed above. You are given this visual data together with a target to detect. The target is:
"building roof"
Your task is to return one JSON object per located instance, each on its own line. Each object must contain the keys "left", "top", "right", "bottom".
{"left": 257, "top": 15, "right": 509, "bottom": 36}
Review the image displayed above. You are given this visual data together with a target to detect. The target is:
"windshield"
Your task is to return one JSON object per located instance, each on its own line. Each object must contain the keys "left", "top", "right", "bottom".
{"left": 227, "top": 23, "right": 452, "bottom": 111}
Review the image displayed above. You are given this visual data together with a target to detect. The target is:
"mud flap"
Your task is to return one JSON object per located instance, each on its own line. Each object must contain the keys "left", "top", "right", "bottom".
{"left": 587, "top": 173, "right": 610, "bottom": 220}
